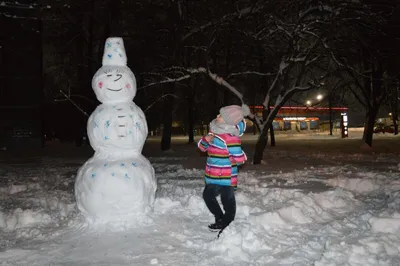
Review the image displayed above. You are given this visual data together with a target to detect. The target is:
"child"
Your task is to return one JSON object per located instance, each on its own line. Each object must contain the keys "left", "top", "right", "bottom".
{"left": 197, "top": 104, "right": 249, "bottom": 234}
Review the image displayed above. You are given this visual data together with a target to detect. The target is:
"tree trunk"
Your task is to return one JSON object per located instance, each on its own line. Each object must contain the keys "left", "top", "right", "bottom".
{"left": 187, "top": 79, "right": 195, "bottom": 143}
{"left": 329, "top": 93, "right": 333, "bottom": 136}
{"left": 361, "top": 61, "right": 384, "bottom": 147}
{"left": 253, "top": 120, "right": 272, "bottom": 164}
{"left": 161, "top": 103, "right": 173, "bottom": 151}
{"left": 187, "top": 111, "right": 194, "bottom": 143}
{"left": 393, "top": 113, "right": 398, "bottom": 135}
{"left": 363, "top": 106, "right": 379, "bottom": 146}
{"left": 267, "top": 105, "right": 275, "bottom": 147}
{"left": 161, "top": 86, "right": 174, "bottom": 151}
{"left": 269, "top": 123, "right": 275, "bottom": 147}
{"left": 391, "top": 86, "right": 398, "bottom": 135}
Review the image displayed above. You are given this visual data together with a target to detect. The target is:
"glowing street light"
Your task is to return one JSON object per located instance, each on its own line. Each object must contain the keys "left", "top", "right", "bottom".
{"left": 316, "top": 94, "right": 323, "bottom": 101}
{"left": 306, "top": 100, "right": 312, "bottom": 106}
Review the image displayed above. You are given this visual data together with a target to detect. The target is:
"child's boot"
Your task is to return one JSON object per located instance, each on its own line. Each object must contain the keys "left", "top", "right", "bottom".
{"left": 208, "top": 218, "right": 224, "bottom": 232}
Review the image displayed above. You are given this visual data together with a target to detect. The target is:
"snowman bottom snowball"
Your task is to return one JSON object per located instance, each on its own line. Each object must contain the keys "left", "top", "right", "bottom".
{"left": 75, "top": 156, "right": 156, "bottom": 220}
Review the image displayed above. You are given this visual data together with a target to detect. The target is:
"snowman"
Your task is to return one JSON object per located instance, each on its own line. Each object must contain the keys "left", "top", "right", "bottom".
{"left": 74, "top": 37, "right": 157, "bottom": 221}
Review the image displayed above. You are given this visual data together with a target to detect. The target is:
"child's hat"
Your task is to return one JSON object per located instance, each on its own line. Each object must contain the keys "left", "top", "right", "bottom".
{"left": 220, "top": 104, "right": 251, "bottom": 125}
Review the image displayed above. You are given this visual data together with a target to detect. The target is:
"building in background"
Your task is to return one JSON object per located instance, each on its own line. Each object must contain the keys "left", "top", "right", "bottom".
{"left": 247, "top": 106, "right": 348, "bottom": 133}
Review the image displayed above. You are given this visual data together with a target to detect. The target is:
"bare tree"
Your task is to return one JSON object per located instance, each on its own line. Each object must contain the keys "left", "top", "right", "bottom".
{"left": 324, "top": 1, "right": 396, "bottom": 146}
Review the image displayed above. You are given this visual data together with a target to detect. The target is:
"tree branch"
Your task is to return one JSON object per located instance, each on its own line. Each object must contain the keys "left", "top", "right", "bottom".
{"left": 227, "top": 71, "right": 276, "bottom": 79}
{"left": 181, "top": 3, "right": 263, "bottom": 42}
{"left": 144, "top": 94, "right": 179, "bottom": 113}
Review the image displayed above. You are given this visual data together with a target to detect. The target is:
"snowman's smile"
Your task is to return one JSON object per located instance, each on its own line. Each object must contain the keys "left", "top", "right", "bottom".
{"left": 107, "top": 88, "right": 123, "bottom": 92}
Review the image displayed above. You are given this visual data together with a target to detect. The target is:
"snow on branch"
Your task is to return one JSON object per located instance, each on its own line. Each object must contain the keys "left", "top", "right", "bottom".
{"left": 140, "top": 66, "right": 245, "bottom": 101}
{"left": 0, "top": 0, "right": 70, "bottom": 20}
{"left": 263, "top": 83, "right": 312, "bottom": 126}
{"left": 303, "top": 30, "right": 319, "bottom": 38}
{"left": 293, "top": 85, "right": 312, "bottom": 91}
{"left": 0, "top": 1, "right": 70, "bottom": 10}
{"left": 322, "top": 40, "right": 371, "bottom": 80}
{"left": 262, "top": 72, "right": 280, "bottom": 108}
{"left": 305, "top": 55, "right": 321, "bottom": 66}
{"left": 144, "top": 94, "right": 179, "bottom": 113}
{"left": 138, "top": 66, "right": 262, "bottom": 123}
{"left": 181, "top": 3, "right": 263, "bottom": 42}
{"left": 138, "top": 73, "right": 193, "bottom": 90}
{"left": 227, "top": 71, "right": 276, "bottom": 79}
{"left": 0, "top": 12, "right": 38, "bottom": 19}
{"left": 275, "top": 23, "right": 294, "bottom": 38}
{"left": 289, "top": 56, "right": 306, "bottom": 63}
{"left": 261, "top": 57, "right": 292, "bottom": 108}
{"left": 0, "top": 1, "right": 36, "bottom": 9}
{"left": 58, "top": 90, "right": 89, "bottom": 117}
{"left": 299, "top": 4, "right": 333, "bottom": 20}
{"left": 205, "top": 68, "right": 244, "bottom": 101}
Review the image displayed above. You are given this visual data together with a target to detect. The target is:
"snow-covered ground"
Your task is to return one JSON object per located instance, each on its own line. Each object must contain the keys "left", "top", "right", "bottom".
{"left": 1, "top": 131, "right": 400, "bottom": 265}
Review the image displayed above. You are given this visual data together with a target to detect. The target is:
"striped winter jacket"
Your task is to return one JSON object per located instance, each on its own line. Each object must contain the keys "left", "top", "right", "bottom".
{"left": 197, "top": 120, "right": 247, "bottom": 187}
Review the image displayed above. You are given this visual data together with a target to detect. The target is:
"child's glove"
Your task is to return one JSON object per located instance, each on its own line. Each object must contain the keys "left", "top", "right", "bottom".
{"left": 204, "top": 133, "right": 214, "bottom": 143}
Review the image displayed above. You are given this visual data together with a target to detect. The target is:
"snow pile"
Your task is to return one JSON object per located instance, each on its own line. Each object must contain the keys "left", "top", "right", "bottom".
{"left": 325, "top": 176, "right": 400, "bottom": 194}
{"left": 369, "top": 214, "right": 400, "bottom": 234}
{"left": 258, "top": 189, "right": 356, "bottom": 226}
{"left": 205, "top": 189, "right": 360, "bottom": 263}
{"left": 0, "top": 183, "right": 41, "bottom": 195}
{"left": 369, "top": 191, "right": 400, "bottom": 234}
{"left": 0, "top": 189, "right": 77, "bottom": 231}
{"left": 314, "top": 190, "right": 400, "bottom": 265}
{"left": 0, "top": 163, "right": 80, "bottom": 245}
{"left": 0, "top": 208, "right": 51, "bottom": 230}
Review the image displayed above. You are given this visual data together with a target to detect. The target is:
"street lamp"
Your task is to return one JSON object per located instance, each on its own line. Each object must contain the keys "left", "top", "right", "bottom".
{"left": 316, "top": 94, "right": 323, "bottom": 101}
{"left": 306, "top": 100, "right": 312, "bottom": 106}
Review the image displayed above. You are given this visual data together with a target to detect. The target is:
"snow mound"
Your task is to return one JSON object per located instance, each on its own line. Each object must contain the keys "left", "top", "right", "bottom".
{"left": 0, "top": 177, "right": 78, "bottom": 238}
{"left": 154, "top": 195, "right": 207, "bottom": 215}
{"left": 0, "top": 199, "right": 76, "bottom": 232}
{"left": 0, "top": 183, "right": 41, "bottom": 197}
{"left": 369, "top": 213, "right": 400, "bottom": 234}
{"left": 250, "top": 189, "right": 357, "bottom": 229}
{"left": 0, "top": 208, "right": 52, "bottom": 230}
{"left": 204, "top": 189, "right": 360, "bottom": 262}
{"left": 325, "top": 177, "right": 400, "bottom": 194}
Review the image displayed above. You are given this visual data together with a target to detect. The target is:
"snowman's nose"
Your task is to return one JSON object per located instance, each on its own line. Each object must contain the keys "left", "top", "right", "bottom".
{"left": 114, "top": 74, "right": 122, "bottom": 82}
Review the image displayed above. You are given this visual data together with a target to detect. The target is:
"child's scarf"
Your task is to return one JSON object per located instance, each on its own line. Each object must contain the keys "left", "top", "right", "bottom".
{"left": 209, "top": 119, "right": 240, "bottom": 136}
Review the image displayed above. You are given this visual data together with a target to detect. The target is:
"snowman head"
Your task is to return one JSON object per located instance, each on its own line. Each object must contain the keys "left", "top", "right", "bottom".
{"left": 92, "top": 37, "right": 137, "bottom": 104}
